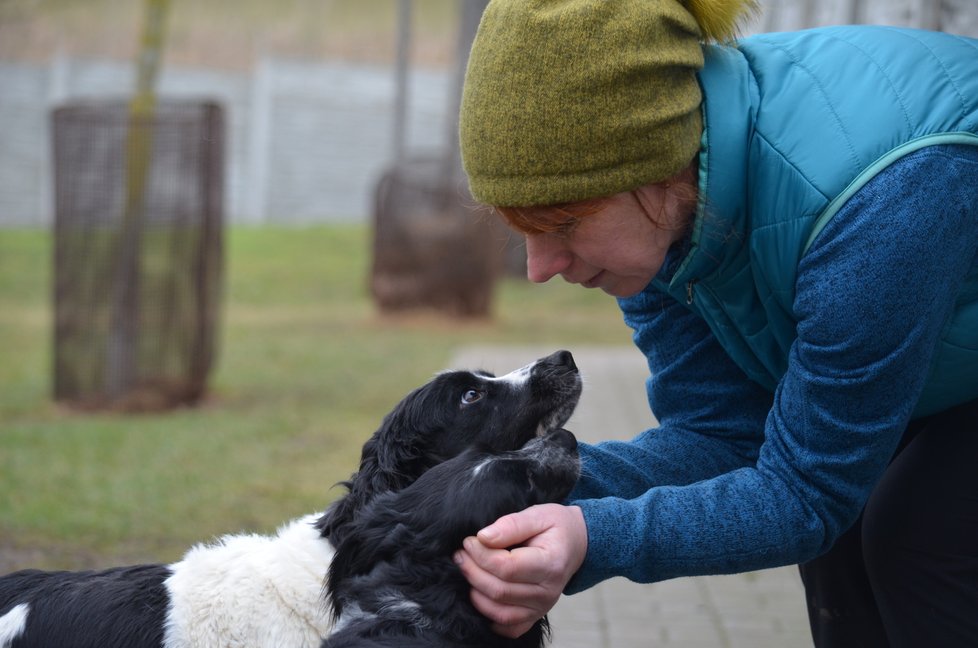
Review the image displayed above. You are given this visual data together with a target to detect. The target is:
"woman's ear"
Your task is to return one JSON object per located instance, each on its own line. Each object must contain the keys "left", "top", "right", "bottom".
{"left": 633, "top": 162, "right": 698, "bottom": 232}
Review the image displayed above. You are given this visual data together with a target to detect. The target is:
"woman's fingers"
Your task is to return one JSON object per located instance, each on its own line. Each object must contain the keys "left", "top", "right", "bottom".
{"left": 453, "top": 504, "right": 589, "bottom": 638}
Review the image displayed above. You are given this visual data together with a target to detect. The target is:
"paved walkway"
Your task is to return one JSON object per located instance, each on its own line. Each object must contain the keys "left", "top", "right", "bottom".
{"left": 450, "top": 346, "right": 813, "bottom": 648}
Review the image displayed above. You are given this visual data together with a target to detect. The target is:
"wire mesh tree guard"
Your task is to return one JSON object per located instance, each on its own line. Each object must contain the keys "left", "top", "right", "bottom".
{"left": 370, "top": 0, "right": 511, "bottom": 318}
{"left": 370, "top": 156, "right": 499, "bottom": 317}
{"left": 51, "top": 99, "right": 224, "bottom": 411}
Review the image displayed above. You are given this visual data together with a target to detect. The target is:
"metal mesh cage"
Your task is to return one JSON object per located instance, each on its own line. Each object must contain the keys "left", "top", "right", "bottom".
{"left": 51, "top": 99, "right": 224, "bottom": 411}
{"left": 370, "top": 156, "right": 498, "bottom": 318}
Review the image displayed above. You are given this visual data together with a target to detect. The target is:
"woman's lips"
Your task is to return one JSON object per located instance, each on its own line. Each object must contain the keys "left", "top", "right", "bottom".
{"left": 581, "top": 271, "right": 605, "bottom": 289}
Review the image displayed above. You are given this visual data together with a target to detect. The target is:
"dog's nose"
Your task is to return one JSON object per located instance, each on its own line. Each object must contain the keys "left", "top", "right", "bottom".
{"left": 549, "top": 428, "right": 578, "bottom": 452}
{"left": 542, "top": 349, "right": 577, "bottom": 372}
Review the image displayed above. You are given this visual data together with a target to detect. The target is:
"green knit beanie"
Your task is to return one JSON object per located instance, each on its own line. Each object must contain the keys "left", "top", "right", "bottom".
{"left": 460, "top": 0, "right": 754, "bottom": 207}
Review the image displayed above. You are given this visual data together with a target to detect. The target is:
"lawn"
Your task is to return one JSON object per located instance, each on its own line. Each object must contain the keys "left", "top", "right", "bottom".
{"left": 0, "top": 224, "right": 633, "bottom": 570}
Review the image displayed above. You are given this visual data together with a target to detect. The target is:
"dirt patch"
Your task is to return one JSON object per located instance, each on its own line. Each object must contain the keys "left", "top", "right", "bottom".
{"left": 0, "top": 539, "right": 101, "bottom": 573}
{"left": 0, "top": 536, "right": 168, "bottom": 573}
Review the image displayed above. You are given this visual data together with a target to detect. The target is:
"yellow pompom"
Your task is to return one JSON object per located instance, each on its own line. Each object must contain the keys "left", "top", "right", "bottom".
{"left": 682, "top": 0, "right": 759, "bottom": 42}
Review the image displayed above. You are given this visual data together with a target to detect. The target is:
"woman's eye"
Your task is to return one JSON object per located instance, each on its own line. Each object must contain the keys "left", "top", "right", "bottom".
{"left": 461, "top": 389, "right": 484, "bottom": 405}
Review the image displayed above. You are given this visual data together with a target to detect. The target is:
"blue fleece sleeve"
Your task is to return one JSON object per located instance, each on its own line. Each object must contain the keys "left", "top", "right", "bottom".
{"left": 569, "top": 289, "right": 772, "bottom": 502}
{"left": 568, "top": 144, "right": 978, "bottom": 593}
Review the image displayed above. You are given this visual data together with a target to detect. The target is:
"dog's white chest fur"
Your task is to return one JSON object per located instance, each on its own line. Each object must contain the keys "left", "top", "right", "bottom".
{"left": 162, "top": 514, "right": 334, "bottom": 648}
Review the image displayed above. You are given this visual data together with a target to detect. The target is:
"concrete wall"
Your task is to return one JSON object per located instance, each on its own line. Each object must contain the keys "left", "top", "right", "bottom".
{"left": 0, "top": 56, "right": 452, "bottom": 225}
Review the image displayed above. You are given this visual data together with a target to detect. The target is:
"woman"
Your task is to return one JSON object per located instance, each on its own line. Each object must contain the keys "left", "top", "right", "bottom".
{"left": 452, "top": 1, "right": 978, "bottom": 646}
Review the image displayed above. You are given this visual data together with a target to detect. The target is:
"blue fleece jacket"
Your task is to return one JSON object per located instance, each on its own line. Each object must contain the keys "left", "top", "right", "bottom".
{"left": 566, "top": 145, "right": 978, "bottom": 591}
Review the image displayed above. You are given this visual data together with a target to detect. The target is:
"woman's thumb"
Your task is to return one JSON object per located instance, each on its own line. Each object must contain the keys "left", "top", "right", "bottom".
{"left": 477, "top": 504, "right": 555, "bottom": 548}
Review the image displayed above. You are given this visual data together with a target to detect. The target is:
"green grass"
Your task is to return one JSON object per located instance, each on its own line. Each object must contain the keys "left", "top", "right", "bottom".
{"left": 0, "top": 224, "right": 632, "bottom": 570}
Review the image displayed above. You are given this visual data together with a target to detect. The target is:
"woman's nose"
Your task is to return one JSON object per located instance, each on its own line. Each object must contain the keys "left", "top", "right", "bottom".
{"left": 525, "top": 234, "right": 571, "bottom": 283}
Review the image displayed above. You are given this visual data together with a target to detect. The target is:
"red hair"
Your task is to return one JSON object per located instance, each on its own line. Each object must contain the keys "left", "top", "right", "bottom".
{"left": 494, "top": 174, "right": 698, "bottom": 236}
{"left": 494, "top": 198, "right": 607, "bottom": 236}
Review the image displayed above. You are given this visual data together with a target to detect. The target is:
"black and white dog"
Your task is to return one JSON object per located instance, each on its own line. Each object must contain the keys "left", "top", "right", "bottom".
{"left": 0, "top": 350, "right": 581, "bottom": 648}
{"left": 323, "top": 427, "right": 580, "bottom": 648}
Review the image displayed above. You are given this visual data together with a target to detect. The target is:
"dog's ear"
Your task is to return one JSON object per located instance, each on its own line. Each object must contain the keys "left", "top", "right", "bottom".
{"left": 325, "top": 491, "right": 418, "bottom": 622}
{"left": 332, "top": 495, "right": 413, "bottom": 572}
{"left": 316, "top": 391, "right": 433, "bottom": 542}
{"left": 315, "top": 432, "right": 385, "bottom": 542}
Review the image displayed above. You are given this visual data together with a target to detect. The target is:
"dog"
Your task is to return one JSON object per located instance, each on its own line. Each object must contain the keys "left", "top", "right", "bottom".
{"left": 0, "top": 350, "right": 581, "bottom": 648}
{"left": 322, "top": 427, "right": 581, "bottom": 648}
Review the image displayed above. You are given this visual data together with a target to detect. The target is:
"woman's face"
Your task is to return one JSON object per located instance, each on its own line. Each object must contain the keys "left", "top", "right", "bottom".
{"left": 523, "top": 184, "right": 691, "bottom": 298}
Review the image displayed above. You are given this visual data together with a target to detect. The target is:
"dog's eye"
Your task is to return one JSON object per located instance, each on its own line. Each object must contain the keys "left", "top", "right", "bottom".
{"left": 461, "top": 389, "right": 484, "bottom": 405}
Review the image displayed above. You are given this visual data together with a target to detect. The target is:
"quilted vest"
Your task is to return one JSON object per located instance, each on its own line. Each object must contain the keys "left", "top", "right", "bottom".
{"left": 651, "top": 26, "right": 978, "bottom": 417}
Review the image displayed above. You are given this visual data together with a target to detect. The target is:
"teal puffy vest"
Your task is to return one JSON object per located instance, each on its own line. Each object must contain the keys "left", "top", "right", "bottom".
{"left": 652, "top": 26, "right": 978, "bottom": 417}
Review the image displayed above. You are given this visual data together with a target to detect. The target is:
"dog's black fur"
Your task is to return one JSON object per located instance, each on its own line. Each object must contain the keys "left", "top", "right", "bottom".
{"left": 316, "top": 350, "right": 582, "bottom": 548}
{"left": 322, "top": 428, "right": 581, "bottom": 648}
{"left": 0, "top": 565, "right": 171, "bottom": 647}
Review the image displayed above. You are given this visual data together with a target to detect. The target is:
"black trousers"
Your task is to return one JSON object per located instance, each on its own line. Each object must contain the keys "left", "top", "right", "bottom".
{"left": 798, "top": 398, "right": 978, "bottom": 647}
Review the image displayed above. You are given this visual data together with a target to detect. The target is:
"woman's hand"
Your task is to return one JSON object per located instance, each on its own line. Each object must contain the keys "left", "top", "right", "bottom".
{"left": 453, "top": 503, "right": 588, "bottom": 638}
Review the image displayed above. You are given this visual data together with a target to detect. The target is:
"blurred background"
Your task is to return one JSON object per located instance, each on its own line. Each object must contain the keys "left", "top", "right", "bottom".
{"left": 1, "top": 0, "right": 976, "bottom": 573}
{"left": 2, "top": 0, "right": 977, "bottom": 227}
